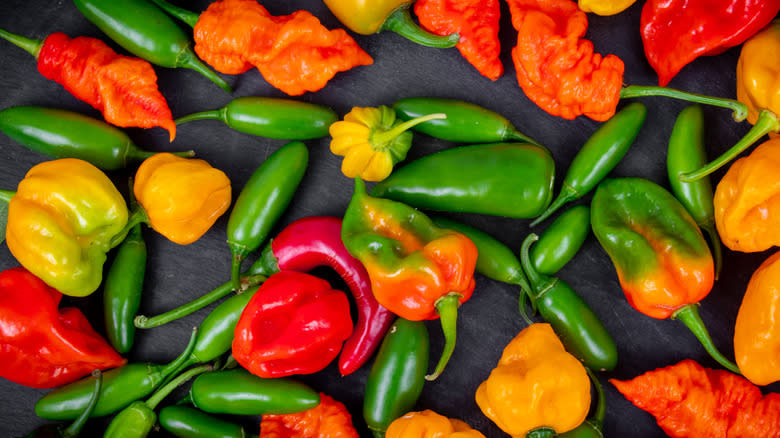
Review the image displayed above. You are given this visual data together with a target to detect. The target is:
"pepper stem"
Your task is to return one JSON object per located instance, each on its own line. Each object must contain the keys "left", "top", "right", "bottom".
{"left": 159, "top": 328, "right": 200, "bottom": 377}
{"left": 381, "top": 7, "right": 459, "bottom": 48}
{"left": 109, "top": 206, "right": 149, "bottom": 248}
{"left": 530, "top": 188, "right": 577, "bottom": 227}
{"left": 526, "top": 427, "right": 557, "bottom": 438}
{"left": 425, "top": 294, "right": 461, "bottom": 381}
{"left": 146, "top": 364, "right": 212, "bottom": 410}
{"left": 702, "top": 224, "right": 723, "bottom": 281}
{"left": 148, "top": 0, "right": 200, "bottom": 28}
{"left": 620, "top": 85, "right": 749, "bottom": 122}
{"left": 679, "top": 110, "right": 780, "bottom": 182}
{"left": 0, "top": 28, "right": 43, "bottom": 58}
{"left": 673, "top": 304, "right": 740, "bottom": 373}
{"left": 588, "top": 367, "right": 605, "bottom": 430}
{"left": 371, "top": 113, "right": 446, "bottom": 147}
{"left": 178, "top": 50, "right": 232, "bottom": 93}
{"left": 62, "top": 370, "right": 102, "bottom": 438}
{"left": 0, "top": 189, "right": 14, "bottom": 203}
{"left": 175, "top": 109, "right": 223, "bottom": 125}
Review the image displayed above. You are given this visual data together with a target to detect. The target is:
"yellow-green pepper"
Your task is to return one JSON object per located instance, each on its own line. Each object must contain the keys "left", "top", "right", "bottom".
{"left": 6, "top": 158, "right": 128, "bottom": 297}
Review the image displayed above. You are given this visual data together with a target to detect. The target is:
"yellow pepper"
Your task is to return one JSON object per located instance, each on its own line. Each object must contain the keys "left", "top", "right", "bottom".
{"left": 6, "top": 158, "right": 128, "bottom": 297}
{"left": 386, "top": 410, "right": 485, "bottom": 438}
{"left": 734, "top": 250, "right": 780, "bottom": 385}
{"left": 737, "top": 20, "right": 780, "bottom": 130}
{"left": 578, "top": 0, "right": 637, "bottom": 16}
{"left": 134, "top": 153, "right": 231, "bottom": 245}
{"left": 475, "top": 323, "right": 590, "bottom": 437}
{"left": 329, "top": 106, "right": 444, "bottom": 182}
{"left": 713, "top": 138, "right": 780, "bottom": 252}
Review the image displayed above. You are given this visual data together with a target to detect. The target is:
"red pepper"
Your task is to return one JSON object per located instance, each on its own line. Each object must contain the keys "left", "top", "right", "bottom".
{"left": 0, "top": 267, "right": 126, "bottom": 389}
{"left": 641, "top": 0, "right": 780, "bottom": 86}
{"left": 232, "top": 271, "right": 354, "bottom": 378}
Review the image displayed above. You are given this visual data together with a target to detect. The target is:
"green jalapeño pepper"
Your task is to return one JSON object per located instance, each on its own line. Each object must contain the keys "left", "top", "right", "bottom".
{"left": 176, "top": 97, "right": 338, "bottom": 140}
{"left": 591, "top": 178, "right": 739, "bottom": 373}
{"left": 530, "top": 205, "right": 591, "bottom": 275}
{"left": 0, "top": 106, "right": 193, "bottom": 170}
{"left": 372, "top": 143, "right": 555, "bottom": 219}
{"left": 159, "top": 405, "right": 249, "bottom": 438}
{"left": 104, "top": 223, "right": 146, "bottom": 354}
{"left": 23, "top": 370, "right": 102, "bottom": 438}
{"left": 73, "top": 0, "right": 230, "bottom": 92}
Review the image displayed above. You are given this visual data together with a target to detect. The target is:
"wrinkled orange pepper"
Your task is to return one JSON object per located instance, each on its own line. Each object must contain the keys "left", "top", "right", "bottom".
{"left": 134, "top": 153, "right": 231, "bottom": 245}
{"left": 386, "top": 410, "right": 486, "bottom": 438}
{"left": 260, "top": 392, "right": 359, "bottom": 438}
{"left": 193, "top": 0, "right": 373, "bottom": 96}
{"left": 737, "top": 19, "right": 780, "bottom": 132}
{"left": 734, "top": 250, "right": 780, "bottom": 386}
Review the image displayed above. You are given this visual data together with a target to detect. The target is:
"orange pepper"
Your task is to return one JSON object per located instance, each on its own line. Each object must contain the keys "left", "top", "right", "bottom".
{"left": 385, "top": 410, "right": 486, "bottom": 438}
{"left": 134, "top": 153, "right": 231, "bottom": 245}
{"left": 260, "top": 392, "right": 359, "bottom": 438}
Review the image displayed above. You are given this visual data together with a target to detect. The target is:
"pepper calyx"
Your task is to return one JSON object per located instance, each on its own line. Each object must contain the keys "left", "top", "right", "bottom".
{"left": 526, "top": 426, "right": 557, "bottom": 438}
{"left": 672, "top": 304, "right": 740, "bottom": 374}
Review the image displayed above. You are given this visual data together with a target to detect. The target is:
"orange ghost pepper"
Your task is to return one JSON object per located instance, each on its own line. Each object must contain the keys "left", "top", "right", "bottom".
{"left": 611, "top": 359, "right": 780, "bottom": 438}
{"left": 260, "top": 393, "right": 359, "bottom": 438}
{"left": 475, "top": 323, "right": 590, "bottom": 437}
{"left": 134, "top": 153, "right": 231, "bottom": 245}
{"left": 386, "top": 410, "right": 486, "bottom": 438}
{"left": 734, "top": 251, "right": 780, "bottom": 385}
{"left": 414, "top": 0, "right": 503, "bottom": 80}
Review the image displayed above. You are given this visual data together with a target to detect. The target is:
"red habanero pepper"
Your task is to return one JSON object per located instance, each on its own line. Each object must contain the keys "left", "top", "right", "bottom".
{"left": 641, "top": 0, "right": 780, "bottom": 87}
{"left": 611, "top": 359, "right": 780, "bottom": 438}
{"left": 0, "top": 29, "right": 175, "bottom": 140}
{"left": 0, "top": 267, "right": 125, "bottom": 389}
{"left": 261, "top": 392, "right": 359, "bottom": 438}
{"left": 414, "top": 0, "right": 503, "bottom": 80}
{"left": 232, "top": 271, "right": 354, "bottom": 378}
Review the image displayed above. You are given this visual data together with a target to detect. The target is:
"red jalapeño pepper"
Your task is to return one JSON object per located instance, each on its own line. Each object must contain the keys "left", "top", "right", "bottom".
{"left": 233, "top": 271, "right": 354, "bottom": 378}
{"left": 342, "top": 178, "right": 479, "bottom": 381}
{"left": 0, "top": 267, "right": 125, "bottom": 389}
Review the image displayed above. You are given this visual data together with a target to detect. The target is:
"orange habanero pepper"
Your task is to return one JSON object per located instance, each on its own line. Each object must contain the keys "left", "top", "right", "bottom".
{"left": 386, "top": 410, "right": 485, "bottom": 438}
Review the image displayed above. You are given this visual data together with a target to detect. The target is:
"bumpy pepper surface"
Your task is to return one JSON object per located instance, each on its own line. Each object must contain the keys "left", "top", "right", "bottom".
{"left": 385, "top": 410, "right": 486, "bottom": 438}
{"left": 260, "top": 392, "right": 359, "bottom": 438}
{"left": 134, "top": 153, "right": 231, "bottom": 245}
{"left": 611, "top": 359, "right": 780, "bottom": 438}
{"left": 0, "top": 268, "right": 125, "bottom": 389}
{"left": 737, "top": 20, "right": 780, "bottom": 128}
{"left": 475, "top": 323, "right": 590, "bottom": 437}
{"left": 6, "top": 158, "right": 128, "bottom": 297}
{"left": 734, "top": 251, "right": 780, "bottom": 385}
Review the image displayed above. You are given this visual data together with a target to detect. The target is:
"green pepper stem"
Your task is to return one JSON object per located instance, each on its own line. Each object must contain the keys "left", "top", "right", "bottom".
{"left": 0, "top": 28, "right": 43, "bottom": 58}
{"left": 679, "top": 110, "right": 780, "bottom": 182}
{"left": 426, "top": 294, "right": 461, "bottom": 381}
{"left": 159, "top": 328, "right": 200, "bottom": 377}
{"left": 371, "top": 113, "right": 447, "bottom": 147}
{"left": 673, "top": 304, "right": 740, "bottom": 374}
{"left": 381, "top": 7, "right": 459, "bottom": 48}
{"left": 530, "top": 189, "right": 576, "bottom": 227}
{"left": 109, "top": 206, "right": 150, "bottom": 249}
{"left": 620, "top": 85, "right": 749, "bottom": 122}
{"left": 518, "top": 292, "right": 535, "bottom": 325}
{"left": 178, "top": 51, "right": 232, "bottom": 93}
{"left": 175, "top": 109, "right": 223, "bottom": 125}
{"left": 526, "top": 427, "right": 557, "bottom": 438}
{"left": 0, "top": 189, "right": 14, "bottom": 203}
{"left": 62, "top": 370, "right": 102, "bottom": 438}
{"left": 702, "top": 224, "right": 723, "bottom": 281}
{"left": 146, "top": 364, "right": 212, "bottom": 410}
{"left": 230, "top": 254, "right": 243, "bottom": 292}
{"left": 587, "top": 368, "right": 605, "bottom": 430}
{"left": 148, "top": 0, "right": 200, "bottom": 28}
{"left": 507, "top": 130, "right": 542, "bottom": 147}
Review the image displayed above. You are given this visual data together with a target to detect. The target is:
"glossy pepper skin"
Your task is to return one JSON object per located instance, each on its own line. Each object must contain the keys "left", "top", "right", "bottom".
{"left": 261, "top": 392, "right": 359, "bottom": 438}
{"left": 0, "top": 30, "right": 175, "bottom": 139}
{"left": 476, "top": 323, "right": 590, "bottom": 437}
{"left": 713, "top": 138, "right": 780, "bottom": 252}
{"left": 343, "top": 178, "right": 478, "bottom": 380}
{"left": 414, "top": 0, "right": 503, "bottom": 80}
{"left": 737, "top": 21, "right": 780, "bottom": 128}
{"left": 506, "top": 0, "right": 624, "bottom": 121}
{"left": 577, "top": 0, "right": 636, "bottom": 16}
{"left": 386, "top": 410, "right": 486, "bottom": 438}
{"left": 232, "top": 271, "right": 354, "bottom": 378}
{"left": 640, "top": 0, "right": 780, "bottom": 87}
{"left": 7, "top": 158, "right": 128, "bottom": 297}
{"left": 22, "top": 370, "right": 102, "bottom": 438}
{"left": 372, "top": 143, "right": 555, "bottom": 218}
{"left": 611, "top": 359, "right": 780, "bottom": 438}
{"left": 103, "top": 224, "right": 146, "bottom": 354}
{"left": 734, "top": 251, "right": 780, "bottom": 385}
{"left": 159, "top": 405, "right": 247, "bottom": 438}
{"left": 0, "top": 268, "right": 125, "bottom": 389}
{"left": 134, "top": 153, "right": 231, "bottom": 245}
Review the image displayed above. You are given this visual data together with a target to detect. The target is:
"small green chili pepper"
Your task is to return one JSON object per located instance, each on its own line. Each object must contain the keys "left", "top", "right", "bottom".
{"left": 158, "top": 405, "right": 250, "bottom": 438}
{"left": 104, "top": 223, "right": 146, "bottom": 354}
{"left": 0, "top": 106, "right": 193, "bottom": 170}
{"left": 372, "top": 143, "right": 555, "bottom": 218}
{"left": 176, "top": 97, "right": 338, "bottom": 140}
{"left": 667, "top": 105, "right": 722, "bottom": 279}
{"left": 227, "top": 141, "right": 308, "bottom": 291}
{"left": 35, "top": 329, "right": 198, "bottom": 420}
{"left": 531, "top": 205, "right": 591, "bottom": 275}
{"left": 392, "top": 97, "right": 540, "bottom": 146}
{"left": 531, "top": 102, "right": 646, "bottom": 226}
{"left": 188, "top": 369, "right": 320, "bottom": 416}
{"left": 364, "top": 318, "right": 429, "bottom": 438}
{"left": 23, "top": 370, "right": 102, "bottom": 438}
{"left": 72, "top": 0, "right": 230, "bottom": 92}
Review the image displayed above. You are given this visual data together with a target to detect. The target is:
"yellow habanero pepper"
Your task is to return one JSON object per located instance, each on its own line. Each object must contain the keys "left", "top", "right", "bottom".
{"left": 734, "top": 250, "right": 780, "bottom": 386}
{"left": 386, "top": 410, "right": 485, "bottom": 438}
{"left": 475, "top": 323, "right": 590, "bottom": 437}
{"left": 713, "top": 137, "right": 780, "bottom": 252}
{"left": 329, "top": 106, "right": 444, "bottom": 182}
{"left": 737, "top": 20, "right": 780, "bottom": 131}
{"left": 578, "top": 0, "right": 637, "bottom": 16}
{"left": 6, "top": 158, "right": 128, "bottom": 297}
{"left": 134, "top": 153, "right": 231, "bottom": 245}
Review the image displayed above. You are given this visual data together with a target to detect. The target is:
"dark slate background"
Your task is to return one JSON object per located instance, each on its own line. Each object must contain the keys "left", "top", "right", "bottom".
{"left": 0, "top": 1, "right": 777, "bottom": 437}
